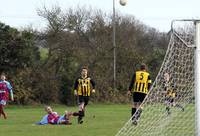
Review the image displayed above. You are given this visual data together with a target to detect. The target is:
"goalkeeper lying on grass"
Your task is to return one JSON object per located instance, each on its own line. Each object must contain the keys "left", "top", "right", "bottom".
{"left": 36, "top": 106, "right": 80, "bottom": 125}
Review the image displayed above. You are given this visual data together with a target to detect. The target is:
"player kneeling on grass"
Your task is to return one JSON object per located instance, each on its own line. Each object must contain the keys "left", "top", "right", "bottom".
{"left": 36, "top": 106, "right": 80, "bottom": 125}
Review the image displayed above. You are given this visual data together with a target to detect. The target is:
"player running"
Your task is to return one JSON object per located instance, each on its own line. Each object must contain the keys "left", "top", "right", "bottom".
{"left": 74, "top": 66, "right": 96, "bottom": 124}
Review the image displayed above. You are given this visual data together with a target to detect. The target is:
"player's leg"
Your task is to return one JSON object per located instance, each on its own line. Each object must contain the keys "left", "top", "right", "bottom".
{"left": 131, "top": 102, "right": 139, "bottom": 125}
{"left": 78, "top": 104, "right": 84, "bottom": 124}
{"left": 82, "top": 96, "right": 89, "bottom": 117}
{"left": 131, "top": 92, "right": 140, "bottom": 125}
{"left": 0, "top": 104, "right": 2, "bottom": 117}
{"left": 78, "top": 96, "right": 89, "bottom": 124}
{"left": 135, "top": 93, "right": 146, "bottom": 121}
{"left": 131, "top": 92, "right": 137, "bottom": 119}
{"left": 165, "top": 97, "right": 171, "bottom": 115}
{"left": 77, "top": 96, "right": 84, "bottom": 124}
{"left": 59, "top": 120, "right": 72, "bottom": 125}
{"left": 0, "top": 100, "right": 7, "bottom": 119}
{"left": 131, "top": 104, "right": 137, "bottom": 118}
{"left": 58, "top": 114, "right": 72, "bottom": 125}
{"left": 72, "top": 111, "right": 80, "bottom": 116}
{"left": 174, "top": 102, "right": 184, "bottom": 111}
{"left": 58, "top": 118, "right": 72, "bottom": 125}
{"left": 135, "top": 105, "right": 143, "bottom": 121}
{"left": 166, "top": 106, "right": 170, "bottom": 115}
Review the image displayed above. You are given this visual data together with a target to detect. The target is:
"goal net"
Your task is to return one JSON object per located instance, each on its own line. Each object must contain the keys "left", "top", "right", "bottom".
{"left": 115, "top": 21, "right": 196, "bottom": 136}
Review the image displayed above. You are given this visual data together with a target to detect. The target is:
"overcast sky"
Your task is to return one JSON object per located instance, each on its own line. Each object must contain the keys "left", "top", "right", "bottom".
{"left": 0, "top": 0, "right": 199, "bottom": 32}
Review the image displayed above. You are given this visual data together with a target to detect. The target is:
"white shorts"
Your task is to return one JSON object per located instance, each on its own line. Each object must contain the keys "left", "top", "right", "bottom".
{"left": 0, "top": 100, "right": 6, "bottom": 105}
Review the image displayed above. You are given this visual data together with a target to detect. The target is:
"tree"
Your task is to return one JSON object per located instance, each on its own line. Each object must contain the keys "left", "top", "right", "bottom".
{"left": 0, "top": 22, "right": 40, "bottom": 74}
{"left": 35, "top": 5, "right": 169, "bottom": 104}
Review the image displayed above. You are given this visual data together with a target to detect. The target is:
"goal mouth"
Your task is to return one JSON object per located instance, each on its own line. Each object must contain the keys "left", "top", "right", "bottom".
{"left": 115, "top": 20, "right": 199, "bottom": 136}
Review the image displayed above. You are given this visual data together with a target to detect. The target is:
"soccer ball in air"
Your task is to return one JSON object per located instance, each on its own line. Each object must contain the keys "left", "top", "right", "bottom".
{"left": 119, "top": 0, "right": 127, "bottom": 6}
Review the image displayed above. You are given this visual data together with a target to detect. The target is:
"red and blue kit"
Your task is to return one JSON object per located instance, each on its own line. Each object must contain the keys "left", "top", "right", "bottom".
{"left": 47, "top": 112, "right": 60, "bottom": 124}
{"left": 0, "top": 82, "right": 9, "bottom": 103}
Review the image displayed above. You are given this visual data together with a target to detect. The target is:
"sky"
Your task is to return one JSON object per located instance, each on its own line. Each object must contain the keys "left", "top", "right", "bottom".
{"left": 0, "top": 0, "right": 199, "bottom": 32}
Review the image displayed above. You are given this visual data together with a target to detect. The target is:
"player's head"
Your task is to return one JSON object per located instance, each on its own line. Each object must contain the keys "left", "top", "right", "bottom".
{"left": 140, "top": 63, "right": 147, "bottom": 71}
{"left": 0, "top": 73, "right": 6, "bottom": 81}
{"left": 164, "top": 73, "right": 170, "bottom": 82}
{"left": 45, "top": 106, "right": 53, "bottom": 114}
{"left": 81, "top": 66, "right": 88, "bottom": 78}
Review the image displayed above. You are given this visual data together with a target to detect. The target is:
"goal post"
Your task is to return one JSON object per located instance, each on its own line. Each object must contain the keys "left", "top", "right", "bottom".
{"left": 195, "top": 20, "right": 200, "bottom": 136}
{"left": 115, "top": 20, "right": 200, "bottom": 136}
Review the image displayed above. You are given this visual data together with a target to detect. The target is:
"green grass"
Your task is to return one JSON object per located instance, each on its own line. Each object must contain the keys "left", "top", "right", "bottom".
{"left": 127, "top": 104, "right": 195, "bottom": 136}
{"left": 0, "top": 104, "right": 130, "bottom": 136}
{"left": 0, "top": 104, "right": 195, "bottom": 136}
{"left": 39, "top": 47, "right": 48, "bottom": 61}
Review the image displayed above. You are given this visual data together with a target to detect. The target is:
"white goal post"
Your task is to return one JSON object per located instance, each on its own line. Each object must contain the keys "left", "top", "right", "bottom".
{"left": 115, "top": 20, "right": 200, "bottom": 136}
{"left": 195, "top": 20, "right": 200, "bottom": 136}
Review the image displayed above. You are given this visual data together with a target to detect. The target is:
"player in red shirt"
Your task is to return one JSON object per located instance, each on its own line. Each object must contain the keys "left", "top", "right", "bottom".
{"left": 0, "top": 73, "right": 14, "bottom": 119}
{"left": 45, "top": 106, "right": 80, "bottom": 125}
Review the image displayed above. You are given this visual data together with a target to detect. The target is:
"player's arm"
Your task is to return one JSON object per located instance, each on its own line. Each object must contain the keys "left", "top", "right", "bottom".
{"left": 9, "top": 89, "right": 14, "bottom": 101}
{"left": 91, "top": 79, "right": 96, "bottom": 93}
{"left": 128, "top": 73, "right": 135, "bottom": 95}
{"left": 74, "top": 78, "right": 79, "bottom": 96}
{"left": 147, "top": 75, "right": 152, "bottom": 90}
{"left": 7, "top": 82, "right": 14, "bottom": 101}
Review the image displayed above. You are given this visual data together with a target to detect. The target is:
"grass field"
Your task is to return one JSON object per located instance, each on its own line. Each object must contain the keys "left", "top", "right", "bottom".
{"left": 0, "top": 104, "right": 130, "bottom": 136}
{"left": 0, "top": 104, "right": 195, "bottom": 136}
{"left": 116, "top": 104, "right": 195, "bottom": 136}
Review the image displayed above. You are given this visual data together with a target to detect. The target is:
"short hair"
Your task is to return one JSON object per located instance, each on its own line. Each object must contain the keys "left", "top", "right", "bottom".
{"left": 44, "top": 106, "right": 51, "bottom": 110}
{"left": 82, "top": 66, "right": 88, "bottom": 71}
{"left": 140, "top": 63, "right": 147, "bottom": 70}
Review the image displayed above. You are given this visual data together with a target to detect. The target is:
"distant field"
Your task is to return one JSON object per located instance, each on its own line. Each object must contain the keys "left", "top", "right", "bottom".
{"left": 0, "top": 104, "right": 195, "bottom": 136}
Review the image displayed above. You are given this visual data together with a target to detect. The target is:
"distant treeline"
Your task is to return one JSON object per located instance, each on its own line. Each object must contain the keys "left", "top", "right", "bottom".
{"left": 0, "top": 6, "right": 169, "bottom": 105}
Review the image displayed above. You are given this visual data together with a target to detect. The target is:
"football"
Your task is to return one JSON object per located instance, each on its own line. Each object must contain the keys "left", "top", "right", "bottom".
{"left": 119, "top": 0, "right": 127, "bottom": 6}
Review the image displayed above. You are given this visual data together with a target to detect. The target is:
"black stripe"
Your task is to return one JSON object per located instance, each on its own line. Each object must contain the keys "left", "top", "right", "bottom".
{"left": 141, "top": 83, "right": 145, "bottom": 93}
{"left": 84, "top": 86, "right": 87, "bottom": 96}
{"left": 81, "top": 82, "right": 84, "bottom": 95}
{"left": 86, "top": 83, "right": 89, "bottom": 96}
{"left": 135, "top": 83, "right": 138, "bottom": 91}
{"left": 138, "top": 83, "right": 141, "bottom": 92}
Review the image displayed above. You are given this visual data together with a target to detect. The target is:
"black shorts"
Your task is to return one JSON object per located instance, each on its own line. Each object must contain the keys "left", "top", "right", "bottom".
{"left": 78, "top": 95, "right": 90, "bottom": 106}
{"left": 165, "top": 96, "right": 174, "bottom": 103}
{"left": 132, "top": 92, "right": 147, "bottom": 103}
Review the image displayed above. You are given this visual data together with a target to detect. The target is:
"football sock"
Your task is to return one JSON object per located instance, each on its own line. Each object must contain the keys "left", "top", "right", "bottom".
{"left": 73, "top": 112, "right": 80, "bottom": 116}
{"left": 136, "top": 108, "right": 143, "bottom": 120}
{"left": 132, "top": 108, "right": 136, "bottom": 120}
{"left": 0, "top": 105, "right": 3, "bottom": 117}
{"left": 166, "top": 106, "right": 171, "bottom": 115}
{"left": 175, "top": 104, "right": 184, "bottom": 111}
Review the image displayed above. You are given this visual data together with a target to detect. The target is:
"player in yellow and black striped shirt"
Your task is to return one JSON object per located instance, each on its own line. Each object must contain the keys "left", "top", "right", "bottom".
{"left": 74, "top": 67, "right": 95, "bottom": 124}
{"left": 163, "top": 73, "right": 184, "bottom": 115}
{"left": 128, "top": 63, "right": 152, "bottom": 125}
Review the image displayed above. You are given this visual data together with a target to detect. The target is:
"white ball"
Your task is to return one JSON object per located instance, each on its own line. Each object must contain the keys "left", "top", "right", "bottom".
{"left": 119, "top": 0, "right": 127, "bottom": 6}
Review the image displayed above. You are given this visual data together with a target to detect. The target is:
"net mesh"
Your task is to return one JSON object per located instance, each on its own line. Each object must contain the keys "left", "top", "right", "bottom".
{"left": 115, "top": 21, "right": 196, "bottom": 136}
